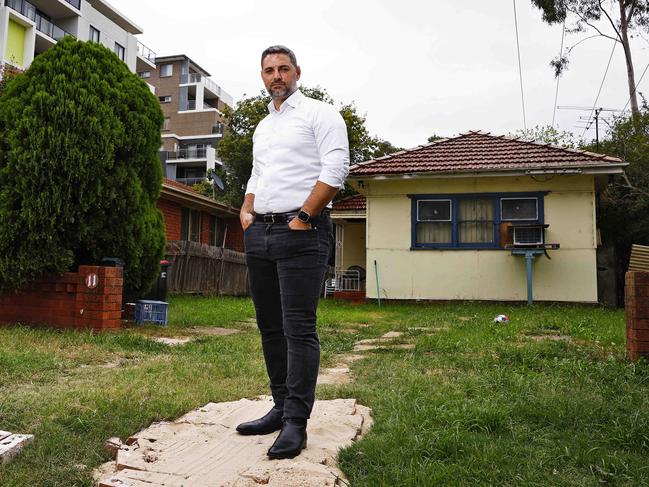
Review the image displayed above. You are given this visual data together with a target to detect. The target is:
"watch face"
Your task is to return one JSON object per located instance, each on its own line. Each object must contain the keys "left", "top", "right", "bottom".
{"left": 298, "top": 210, "right": 311, "bottom": 223}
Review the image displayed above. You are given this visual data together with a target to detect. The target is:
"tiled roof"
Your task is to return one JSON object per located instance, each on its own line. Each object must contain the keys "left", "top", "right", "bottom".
{"left": 333, "top": 194, "right": 366, "bottom": 211}
{"left": 350, "top": 131, "right": 625, "bottom": 177}
{"left": 163, "top": 178, "right": 202, "bottom": 195}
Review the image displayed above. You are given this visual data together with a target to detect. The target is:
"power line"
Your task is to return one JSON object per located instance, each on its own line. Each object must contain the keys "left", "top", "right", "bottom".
{"left": 581, "top": 41, "right": 617, "bottom": 138}
{"left": 513, "top": 0, "right": 526, "bottom": 130}
{"left": 552, "top": 19, "right": 566, "bottom": 127}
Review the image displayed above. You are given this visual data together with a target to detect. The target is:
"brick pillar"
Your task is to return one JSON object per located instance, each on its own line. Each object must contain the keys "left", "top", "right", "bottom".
{"left": 625, "top": 271, "right": 649, "bottom": 361}
{"left": 75, "top": 265, "right": 123, "bottom": 331}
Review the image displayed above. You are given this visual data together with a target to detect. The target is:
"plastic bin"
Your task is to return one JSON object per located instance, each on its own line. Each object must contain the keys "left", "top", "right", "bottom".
{"left": 143, "top": 260, "right": 170, "bottom": 302}
{"left": 135, "top": 300, "right": 168, "bottom": 325}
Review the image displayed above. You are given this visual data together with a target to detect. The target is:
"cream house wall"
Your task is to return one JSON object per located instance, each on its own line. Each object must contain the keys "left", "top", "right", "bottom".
{"left": 341, "top": 222, "right": 366, "bottom": 270}
{"left": 364, "top": 174, "right": 598, "bottom": 302}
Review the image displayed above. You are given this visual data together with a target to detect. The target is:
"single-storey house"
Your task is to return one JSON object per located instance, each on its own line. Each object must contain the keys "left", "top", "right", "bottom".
{"left": 333, "top": 131, "right": 626, "bottom": 303}
{"left": 158, "top": 178, "right": 243, "bottom": 252}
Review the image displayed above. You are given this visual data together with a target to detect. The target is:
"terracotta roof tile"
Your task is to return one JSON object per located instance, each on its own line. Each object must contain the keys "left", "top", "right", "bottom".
{"left": 163, "top": 178, "right": 202, "bottom": 195}
{"left": 350, "top": 131, "right": 624, "bottom": 177}
{"left": 333, "top": 194, "right": 366, "bottom": 211}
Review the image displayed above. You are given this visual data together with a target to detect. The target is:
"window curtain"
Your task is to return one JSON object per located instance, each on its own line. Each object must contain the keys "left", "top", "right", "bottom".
{"left": 458, "top": 199, "right": 494, "bottom": 243}
{"left": 417, "top": 222, "right": 452, "bottom": 243}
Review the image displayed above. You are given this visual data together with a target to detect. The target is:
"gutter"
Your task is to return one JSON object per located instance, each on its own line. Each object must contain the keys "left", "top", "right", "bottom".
{"left": 348, "top": 163, "right": 628, "bottom": 181}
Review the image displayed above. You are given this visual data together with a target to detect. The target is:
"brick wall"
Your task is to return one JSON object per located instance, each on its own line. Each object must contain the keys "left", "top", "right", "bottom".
{"left": 157, "top": 199, "right": 182, "bottom": 240}
{"left": 0, "top": 266, "right": 123, "bottom": 331}
{"left": 625, "top": 271, "right": 649, "bottom": 361}
{"left": 225, "top": 217, "right": 244, "bottom": 252}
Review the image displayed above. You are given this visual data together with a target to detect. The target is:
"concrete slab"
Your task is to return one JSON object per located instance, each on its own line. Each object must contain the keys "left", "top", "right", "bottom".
{"left": 0, "top": 433, "right": 34, "bottom": 464}
{"left": 95, "top": 396, "right": 372, "bottom": 487}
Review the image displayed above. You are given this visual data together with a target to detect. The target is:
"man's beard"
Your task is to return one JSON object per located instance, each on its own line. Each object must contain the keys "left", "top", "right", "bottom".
{"left": 269, "top": 84, "right": 295, "bottom": 100}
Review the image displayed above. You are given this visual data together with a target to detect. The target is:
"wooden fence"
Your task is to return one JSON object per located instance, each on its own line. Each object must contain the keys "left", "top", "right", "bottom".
{"left": 165, "top": 240, "right": 248, "bottom": 296}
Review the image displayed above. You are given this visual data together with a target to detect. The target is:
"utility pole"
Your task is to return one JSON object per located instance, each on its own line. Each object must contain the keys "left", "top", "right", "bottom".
{"left": 557, "top": 106, "right": 623, "bottom": 150}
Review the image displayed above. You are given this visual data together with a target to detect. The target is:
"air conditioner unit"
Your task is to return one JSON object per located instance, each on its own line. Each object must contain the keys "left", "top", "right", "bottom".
{"left": 513, "top": 226, "right": 544, "bottom": 246}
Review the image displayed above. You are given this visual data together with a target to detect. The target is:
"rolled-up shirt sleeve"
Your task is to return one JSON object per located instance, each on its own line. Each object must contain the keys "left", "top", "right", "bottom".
{"left": 313, "top": 107, "right": 350, "bottom": 188}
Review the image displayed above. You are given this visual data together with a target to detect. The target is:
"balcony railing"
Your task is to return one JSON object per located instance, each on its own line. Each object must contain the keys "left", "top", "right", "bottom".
{"left": 137, "top": 41, "right": 156, "bottom": 64}
{"left": 180, "top": 72, "right": 234, "bottom": 106}
{"left": 7, "top": 0, "right": 74, "bottom": 41}
{"left": 168, "top": 148, "right": 207, "bottom": 160}
{"left": 63, "top": 0, "right": 81, "bottom": 9}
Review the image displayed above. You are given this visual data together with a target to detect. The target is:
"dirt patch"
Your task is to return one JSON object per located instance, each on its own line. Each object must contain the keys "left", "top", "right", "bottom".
{"left": 337, "top": 354, "right": 365, "bottom": 364}
{"left": 95, "top": 396, "right": 372, "bottom": 487}
{"left": 338, "top": 328, "right": 360, "bottom": 334}
{"left": 318, "top": 366, "right": 352, "bottom": 385}
{"left": 188, "top": 327, "right": 242, "bottom": 336}
{"left": 150, "top": 337, "right": 194, "bottom": 346}
{"left": 381, "top": 331, "right": 403, "bottom": 339}
{"left": 523, "top": 330, "right": 572, "bottom": 342}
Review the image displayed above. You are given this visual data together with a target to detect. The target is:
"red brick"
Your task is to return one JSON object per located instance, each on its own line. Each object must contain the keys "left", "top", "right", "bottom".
{"left": 98, "top": 267, "right": 123, "bottom": 278}
{"left": 628, "top": 329, "right": 649, "bottom": 341}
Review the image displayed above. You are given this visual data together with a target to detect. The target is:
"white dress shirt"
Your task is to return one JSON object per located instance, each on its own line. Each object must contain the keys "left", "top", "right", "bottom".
{"left": 246, "top": 90, "right": 350, "bottom": 214}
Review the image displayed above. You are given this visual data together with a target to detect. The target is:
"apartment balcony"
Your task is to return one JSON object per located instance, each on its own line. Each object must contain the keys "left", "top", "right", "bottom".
{"left": 180, "top": 72, "right": 234, "bottom": 107}
{"left": 136, "top": 40, "right": 155, "bottom": 68}
{"left": 168, "top": 147, "right": 208, "bottom": 161}
{"left": 7, "top": 0, "right": 74, "bottom": 41}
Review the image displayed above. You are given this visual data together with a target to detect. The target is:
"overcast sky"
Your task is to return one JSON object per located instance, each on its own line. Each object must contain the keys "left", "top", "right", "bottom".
{"left": 108, "top": 0, "right": 649, "bottom": 149}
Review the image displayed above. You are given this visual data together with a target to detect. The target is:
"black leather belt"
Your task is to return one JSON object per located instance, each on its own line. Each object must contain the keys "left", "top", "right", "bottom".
{"left": 255, "top": 211, "right": 299, "bottom": 224}
{"left": 254, "top": 208, "right": 331, "bottom": 224}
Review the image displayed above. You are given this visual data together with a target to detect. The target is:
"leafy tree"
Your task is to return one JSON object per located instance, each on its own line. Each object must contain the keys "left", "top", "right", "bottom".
{"left": 427, "top": 134, "right": 445, "bottom": 143}
{"left": 593, "top": 105, "right": 649, "bottom": 261}
{"left": 0, "top": 63, "right": 19, "bottom": 96}
{"left": 511, "top": 124, "right": 580, "bottom": 147}
{"left": 218, "top": 86, "right": 399, "bottom": 206}
{"left": 0, "top": 37, "right": 165, "bottom": 297}
{"left": 531, "top": 0, "right": 649, "bottom": 117}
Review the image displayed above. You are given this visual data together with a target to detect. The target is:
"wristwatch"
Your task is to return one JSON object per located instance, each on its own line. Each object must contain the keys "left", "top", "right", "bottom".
{"left": 297, "top": 209, "right": 312, "bottom": 223}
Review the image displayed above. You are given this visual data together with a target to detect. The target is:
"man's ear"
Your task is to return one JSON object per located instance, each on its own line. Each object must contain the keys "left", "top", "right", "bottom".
{"left": 295, "top": 65, "right": 301, "bottom": 80}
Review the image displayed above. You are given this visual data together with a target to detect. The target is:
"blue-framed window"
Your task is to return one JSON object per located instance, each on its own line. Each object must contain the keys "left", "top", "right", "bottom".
{"left": 410, "top": 192, "right": 547, "bottom": 249}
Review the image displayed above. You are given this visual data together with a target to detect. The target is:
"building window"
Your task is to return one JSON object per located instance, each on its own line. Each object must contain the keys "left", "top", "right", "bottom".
{"left": 209, "top": 216, "right": 226, "bottom": 247}
{"left": 181, "top": 208, "right": 201, "bottom": 242}
{"left": 411, "top": 193, "right": 545, "bottom": 249}
{"left": 89, "top": 25, "right": 100, "bottom": 43}
{"left": 114, "top": 42, "right": 125, "bottom": 61}
{"left": 159, "top": 95, "right": 172, "bottom": 103}
{"left": 162, "top": 117, "right": 170, "bottom": 131}
{"left": 501, "top": 197, "right": 539, "bottom": 221}
{"left": 160, "top": 64, "right": 173, "bottom": 77}
{"left": 138, "top": 71, "right": 151, "bottom": 79}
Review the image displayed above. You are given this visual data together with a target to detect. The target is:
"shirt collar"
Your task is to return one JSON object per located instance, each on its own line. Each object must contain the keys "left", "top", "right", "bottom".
{"left": 268, "top": 89, "right": 304, "bottom": 114}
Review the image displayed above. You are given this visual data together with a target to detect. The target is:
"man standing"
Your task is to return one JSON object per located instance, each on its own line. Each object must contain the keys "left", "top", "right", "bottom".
{"left": 236, "top": 45, "right": 349, "bottom": 460}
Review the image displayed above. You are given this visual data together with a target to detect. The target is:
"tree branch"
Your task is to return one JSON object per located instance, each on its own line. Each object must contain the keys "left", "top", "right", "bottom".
{"left": 626, "top": 0, "right": 637, "bottom": 24}
{"left": 598, "top": 0, "right": 625, "bottom": 43}
{"left": 567, "top": 5, "right": 621, "bottom": 42}
{"left": 622, "top": 172, "right": 649, "bottom": 198}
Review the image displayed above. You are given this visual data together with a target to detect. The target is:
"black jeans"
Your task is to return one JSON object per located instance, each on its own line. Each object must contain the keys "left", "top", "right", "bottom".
{"left": 244, "top": 214, "right": 332, "bottom": 420}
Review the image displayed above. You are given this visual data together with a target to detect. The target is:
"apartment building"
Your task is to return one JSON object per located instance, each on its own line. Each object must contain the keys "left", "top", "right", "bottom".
{"left": 0, "top": 0, "right": 155, "bottom": 76}
{"left": 145, "top": 54, "right": 234, "bottom": 186}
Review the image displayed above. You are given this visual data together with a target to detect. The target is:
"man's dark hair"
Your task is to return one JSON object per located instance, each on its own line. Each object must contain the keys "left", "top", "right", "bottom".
{"left": 261, "top": 45, "right": 297, "bottom": 68}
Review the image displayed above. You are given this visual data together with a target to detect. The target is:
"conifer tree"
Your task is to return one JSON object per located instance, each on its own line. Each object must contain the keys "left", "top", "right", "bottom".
{"left": 0, "top": 37, "right": 165, "bottom": 297}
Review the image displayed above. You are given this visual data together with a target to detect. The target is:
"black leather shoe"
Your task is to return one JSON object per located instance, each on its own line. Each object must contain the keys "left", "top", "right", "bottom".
{"left": 267, "top": 419, "right": 307, "bottom": 459}
{"left": 236, "top": 407, "right": 283, "bottom": 435}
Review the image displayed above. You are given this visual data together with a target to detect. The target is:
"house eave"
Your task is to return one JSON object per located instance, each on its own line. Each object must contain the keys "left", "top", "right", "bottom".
{"left": 160, "top": 184, "right": 238, "bottom": 216}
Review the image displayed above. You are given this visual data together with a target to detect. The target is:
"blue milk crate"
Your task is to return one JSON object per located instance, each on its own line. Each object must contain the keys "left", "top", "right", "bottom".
{"left": 135, "top": 300, "right": 168, "bottom": 325}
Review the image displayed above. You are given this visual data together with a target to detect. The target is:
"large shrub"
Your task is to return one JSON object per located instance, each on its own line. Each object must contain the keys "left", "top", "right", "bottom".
{"left": 0, "top": 37, "right": 165, "bottom": 297}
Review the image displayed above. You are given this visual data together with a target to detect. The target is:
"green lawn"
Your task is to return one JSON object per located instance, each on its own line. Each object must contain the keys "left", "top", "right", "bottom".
{"left": 1, "top": 297, "right": 647, "bottom": 486}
